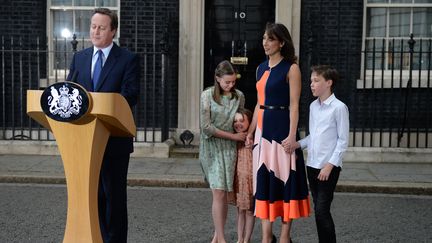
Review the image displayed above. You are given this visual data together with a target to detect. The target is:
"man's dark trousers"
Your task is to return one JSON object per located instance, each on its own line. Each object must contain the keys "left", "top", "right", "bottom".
{"left": 98, "top": 152, "right": 130, "bottom": 243}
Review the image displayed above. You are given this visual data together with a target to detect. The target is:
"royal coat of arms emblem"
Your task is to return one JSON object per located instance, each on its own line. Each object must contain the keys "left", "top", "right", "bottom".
{"left": 40, "top": 82, "right": 90, "bottom": 122}
{"left": 48, "top": 85, "right": 82, "bottom": 118}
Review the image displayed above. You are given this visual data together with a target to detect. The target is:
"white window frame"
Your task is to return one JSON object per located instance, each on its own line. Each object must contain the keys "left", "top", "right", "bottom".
{"left": 360, "top": 0, "right": 432, "bottom": 89}
{"left": 46, "top": 1, "right": 120, "bottom": 85}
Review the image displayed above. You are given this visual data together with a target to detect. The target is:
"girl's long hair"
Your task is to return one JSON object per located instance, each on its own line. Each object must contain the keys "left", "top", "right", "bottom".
{"left": 213, "top": 60, "right": 238, "bottom": 104}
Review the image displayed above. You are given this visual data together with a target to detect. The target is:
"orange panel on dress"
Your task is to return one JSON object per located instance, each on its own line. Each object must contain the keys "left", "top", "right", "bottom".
{"left": 256, "top": 70, "right": 269, "bottom": 130}
{"left": 255, "top": 197, "right": 311, "bottom": 222}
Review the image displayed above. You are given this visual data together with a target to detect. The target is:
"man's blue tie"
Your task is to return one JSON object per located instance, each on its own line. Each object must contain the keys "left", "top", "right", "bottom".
{"left": 93, "top": 49, "right": 103, "bottom": 90}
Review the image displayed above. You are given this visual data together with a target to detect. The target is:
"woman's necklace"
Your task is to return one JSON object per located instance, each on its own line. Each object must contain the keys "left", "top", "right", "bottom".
{"left": 268, "top": 56, "right": 283, "bottom": 69}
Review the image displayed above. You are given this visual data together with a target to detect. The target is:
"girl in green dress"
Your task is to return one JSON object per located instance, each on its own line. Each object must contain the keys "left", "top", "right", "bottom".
{"left": 200, "top": 60, "right": 246, "bottom": 243}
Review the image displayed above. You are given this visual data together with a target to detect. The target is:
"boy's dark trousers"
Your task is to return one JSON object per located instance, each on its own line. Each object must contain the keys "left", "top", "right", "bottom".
{"left": 307, "top": 166, "right": 341, "bottom": 243}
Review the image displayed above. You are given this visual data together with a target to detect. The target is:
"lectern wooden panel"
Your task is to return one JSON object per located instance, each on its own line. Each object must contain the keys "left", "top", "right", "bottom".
{"left": 27, "top": 85, "right": 135, "bottom": 243}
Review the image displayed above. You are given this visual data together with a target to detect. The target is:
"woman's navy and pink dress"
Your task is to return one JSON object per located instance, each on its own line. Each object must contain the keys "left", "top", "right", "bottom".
{"left": 253, "top": 59, "right": 311, "bottom": 222}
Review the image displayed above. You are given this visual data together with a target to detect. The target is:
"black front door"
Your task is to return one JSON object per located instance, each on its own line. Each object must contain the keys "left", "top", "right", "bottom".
{"left": 204, "top": 0, "right": 275, "bottom": 110}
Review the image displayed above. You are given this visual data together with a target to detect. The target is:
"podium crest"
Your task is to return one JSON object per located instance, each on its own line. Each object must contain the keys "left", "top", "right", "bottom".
{"left": 40, "top": 82, "right": 91, "bottom": 122}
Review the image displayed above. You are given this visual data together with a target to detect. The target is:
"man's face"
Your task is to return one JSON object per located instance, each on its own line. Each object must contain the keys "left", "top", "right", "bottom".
{"left": 90, "top": 13, "right": 116, "bottom": 49}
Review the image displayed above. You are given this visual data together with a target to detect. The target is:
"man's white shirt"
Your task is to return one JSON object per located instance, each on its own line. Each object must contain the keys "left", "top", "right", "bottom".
{"left": 298, "top": 94, "right": 349, "bottom": 169}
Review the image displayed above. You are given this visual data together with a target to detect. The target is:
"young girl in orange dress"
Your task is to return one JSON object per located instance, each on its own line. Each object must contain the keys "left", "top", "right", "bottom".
{"left": 229, "top": 108, "right": 255, "bottom": 243}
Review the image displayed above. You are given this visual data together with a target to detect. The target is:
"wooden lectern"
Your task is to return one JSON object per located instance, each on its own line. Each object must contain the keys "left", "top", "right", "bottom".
{"left": 27, "top": 89, "right": 136, "bottom": 243}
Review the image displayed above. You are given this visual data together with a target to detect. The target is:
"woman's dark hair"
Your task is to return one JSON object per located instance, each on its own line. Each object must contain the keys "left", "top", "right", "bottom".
{"left": 265, "top": 22, "right": 297, "bottom": 64}
{"left": 213, "top": 60, "right": 238, "bottom": 104}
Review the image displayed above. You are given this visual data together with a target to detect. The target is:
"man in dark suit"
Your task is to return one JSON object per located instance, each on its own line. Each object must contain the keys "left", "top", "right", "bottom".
{"left": 66, "top": 8, "right": 139, "bottom": 243}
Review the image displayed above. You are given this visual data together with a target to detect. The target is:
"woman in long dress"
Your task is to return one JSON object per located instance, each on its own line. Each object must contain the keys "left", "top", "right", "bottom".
{"left": 246, "top": 23, "right": 310, "bottom": 243}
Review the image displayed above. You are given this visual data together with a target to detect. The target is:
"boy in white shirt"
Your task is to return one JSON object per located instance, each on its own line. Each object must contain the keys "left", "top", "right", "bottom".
{"left": 292, "top": 65, "right": 349, "bottom": 243}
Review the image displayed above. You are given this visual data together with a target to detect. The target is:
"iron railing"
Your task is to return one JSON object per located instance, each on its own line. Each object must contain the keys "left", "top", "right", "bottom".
{"left": 1, "top": 34, "right": 431, "bottom": 147}
{"left": 355, "top": 34, "right": 431, "bottom": 148}
{"left": 0, "top": 35, "right": 171, "bottom": 143}
{"left": 302, "top": 34, "right": 431, "bottom": 148}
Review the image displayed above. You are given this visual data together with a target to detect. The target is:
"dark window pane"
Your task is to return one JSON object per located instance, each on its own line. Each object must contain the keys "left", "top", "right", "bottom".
{"left": 75, "top": 10, "right": 93, "bottom": 38}
{"left": 389, "top": 39, "right": 411, "bottom": 70}
{"left": 367, "top": 0, "right": 389, "bottom": 3}
{"left": 366, "top": 39, "right": 385, "bottom": 69}
{"left": 389, "top": 8, "right": 410, "bottom": 37}
{"left": 53, "top": 10, "right": 73, "bottom": 39}
{"left": 367, "top": 8, "right": 387, "bottom": 37}
{"left": 51, "top": 0, "right": 72, "bottom": 6}
{"left": 75, "top": 0, "right": 93, "bottom": 6}
{"left": 97, "top": 0, "right": 117, "bottom": 7}
{"left": 413, "top": 8, "right": 432, "bottom": 37}
{"left": 392, "top": 0, "right": 413, "bottom": 3}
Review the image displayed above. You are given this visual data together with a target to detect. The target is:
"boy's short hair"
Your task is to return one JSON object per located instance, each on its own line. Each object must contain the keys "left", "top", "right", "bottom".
{"left": 311, "top": 65, "right": 339, "bottom": 91}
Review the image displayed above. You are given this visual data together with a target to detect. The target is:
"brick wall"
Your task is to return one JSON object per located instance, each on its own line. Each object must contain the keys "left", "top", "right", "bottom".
{"left": 0, "top": 1, "right": 47, "bottom": 130}
{"left": 299, "top": 0, "right": 364, "bottom": 129}
{"left": 298, "top": 0, "right": 430, "bottom": 135}
{"left": 120, "top": 0, "right": 179, "bottom": 128}
{"left": 0, "top": 0, "right": 46, "bottom": 44}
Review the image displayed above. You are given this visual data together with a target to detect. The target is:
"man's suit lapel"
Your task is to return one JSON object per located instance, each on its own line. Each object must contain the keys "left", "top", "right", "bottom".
{"left": 94, "top": 43, "right": 119, "bottom": 91}
{"left": 82, "top": 48, "right": 93, "bottom": 91}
